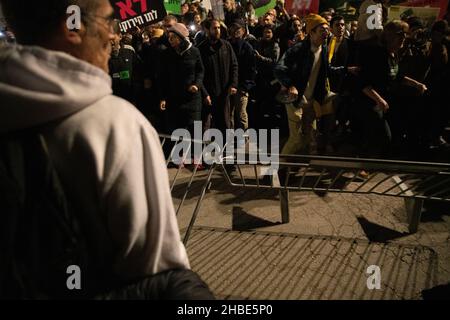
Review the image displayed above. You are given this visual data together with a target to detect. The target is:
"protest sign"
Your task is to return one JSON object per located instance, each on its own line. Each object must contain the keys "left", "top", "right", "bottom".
{"left": 164, "top": 0, "right": 181, "bottom": 15}
{"left": 388, "top": 5, "right": 441, "bottom": 27}
{"left": 113, "top": 0, "right": 167, "bottom": 32}
{"left": 211, "top": 0, "right": 225, "bottom": 20}
{"left": 254, "top": 0, "right": 277, "bottom": 17}
{"left": 285, "top": 0, "right": 320, "bottom": 17}
{"left": 392, "top": 0, "right": 449, "bottom": 18}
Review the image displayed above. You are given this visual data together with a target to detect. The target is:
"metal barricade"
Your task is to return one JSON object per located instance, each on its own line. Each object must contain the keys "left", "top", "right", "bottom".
{"left": 160, "top": 134, "right": 450, "bottom": 243}
{"left": 160, "top": 134, "right": 219, "bottom": 244}
{"left": 220, "top": 153, "right": 450, "bottom": 234}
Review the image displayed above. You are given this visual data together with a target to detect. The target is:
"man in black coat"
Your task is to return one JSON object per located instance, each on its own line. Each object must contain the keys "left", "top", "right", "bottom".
{"left": 109, "top": 34, "right": 143, "bottom": 106}
{"left": 328, "top": 15, "right": 356, "bottom": 151}
{"left": 198, "top": 19, "right": 239, "bottom": 133}
{"left": 140, "top": 28, "right": 168, "bottom": 132}
{"left": 229, "top": 21, "right": 256, "bottom": 130}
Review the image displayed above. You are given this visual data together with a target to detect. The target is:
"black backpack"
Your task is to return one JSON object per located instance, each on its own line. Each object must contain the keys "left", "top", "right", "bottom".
{"left": 0, "top": 131, "right": 89, "bottom": 299}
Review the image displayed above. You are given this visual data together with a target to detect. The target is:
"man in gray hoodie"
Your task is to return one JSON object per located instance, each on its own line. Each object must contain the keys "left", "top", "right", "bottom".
{"left": 0, "top": 0, "right": 212, "bottom": 299}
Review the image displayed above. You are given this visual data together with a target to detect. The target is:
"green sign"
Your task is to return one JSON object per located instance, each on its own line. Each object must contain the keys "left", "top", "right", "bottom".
{"left": 254, "top": 0, "right": 277, "bottom": 18}
{"left": 120, "top": 70, "right": 131, "bottom": 80}
{"left": 163, "top": 0, "right": 277, "bottom": 19}
{"left": 164, "top": 0, "right": 181, "bottom": 15}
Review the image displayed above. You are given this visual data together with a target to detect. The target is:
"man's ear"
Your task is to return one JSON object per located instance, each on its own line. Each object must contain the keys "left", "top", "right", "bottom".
{"left": 60, "top": 18, "right": 85, "bottom": 45}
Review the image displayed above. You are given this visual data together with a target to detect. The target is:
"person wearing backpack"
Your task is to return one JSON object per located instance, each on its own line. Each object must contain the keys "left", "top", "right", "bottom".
{"left": 0, "top": 0, "right": 213, "bottom": 300}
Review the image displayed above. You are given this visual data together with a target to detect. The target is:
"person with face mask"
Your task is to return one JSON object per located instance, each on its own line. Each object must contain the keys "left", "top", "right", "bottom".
{"left": 274, "top": 14, "right": 355, "bottom": 155}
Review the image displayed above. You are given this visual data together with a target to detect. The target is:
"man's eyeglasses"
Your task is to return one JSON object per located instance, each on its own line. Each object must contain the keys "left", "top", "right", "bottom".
{"left": 86, "top": 14, "right": 121, "bottom": 35}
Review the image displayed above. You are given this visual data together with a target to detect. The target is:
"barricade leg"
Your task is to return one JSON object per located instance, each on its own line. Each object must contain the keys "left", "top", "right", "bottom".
{"left": 280, "top": 189, "right": 290, "bottom": 224}
{"left": 404, "top": 198, "right": 424, "bottom": 233}
{"left": 183, "top": 164, "right": 217, "bottom": 245}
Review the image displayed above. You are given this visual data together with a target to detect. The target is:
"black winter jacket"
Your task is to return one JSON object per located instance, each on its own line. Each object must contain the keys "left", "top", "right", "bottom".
{"left": 230, "top": 39, "right": 257, "bottom": 92}
{"left": 274, "top": 39, "right": 347, "bottom": 105}
{"left": 255, "top": 39, "right": 280, "bottom": 81}
{"left": 198, "top": 39, "right": 239, "bottom": 98}
{"left": 159, "top": 44, "right": 205, "bottom": 112}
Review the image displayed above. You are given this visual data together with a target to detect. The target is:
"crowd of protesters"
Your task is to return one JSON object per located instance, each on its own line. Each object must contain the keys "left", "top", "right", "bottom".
{"left": 0, "top": 0, "right": 448, "bottom": 299}
{"left": 104, "top": 0, "right": 448, "bottom": 161}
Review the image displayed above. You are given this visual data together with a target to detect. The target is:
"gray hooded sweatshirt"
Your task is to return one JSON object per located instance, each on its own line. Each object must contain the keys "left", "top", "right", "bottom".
{"left": 0, "top": 45, "right": 190, "bottom": 280}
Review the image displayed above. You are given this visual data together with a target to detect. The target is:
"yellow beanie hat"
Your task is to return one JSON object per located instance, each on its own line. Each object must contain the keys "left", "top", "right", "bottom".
{"left": 152, "top": 28, "right": 164, "bottom": 38}
{"left": 305, "top": 14, "right": 329, "bottom": 34}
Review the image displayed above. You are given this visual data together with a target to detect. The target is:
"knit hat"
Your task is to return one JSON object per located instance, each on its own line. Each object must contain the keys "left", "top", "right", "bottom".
{"left": 168, "top": 23, "right": 190, "bottom": 39}
{"left": 152, "top": 28, "right": 164, "bottom": 38}
{"left": 305, "top": 14, "right": 329, "bottom": 34}
{"left": 231, "top": 19, "right": 246, "bottom": 30}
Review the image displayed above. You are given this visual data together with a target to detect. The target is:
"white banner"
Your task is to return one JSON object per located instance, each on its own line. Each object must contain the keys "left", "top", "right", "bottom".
{"left": 202, "top": 0, "right": 212, "bottom": 12}
{"left": 211, "top": 0, "right": 225, "bottom": 20}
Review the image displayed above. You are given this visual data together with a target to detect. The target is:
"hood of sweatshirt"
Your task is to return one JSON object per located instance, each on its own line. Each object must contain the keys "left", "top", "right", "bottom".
{"left": 0, "top": 45, "right": 112, "bottom": 133}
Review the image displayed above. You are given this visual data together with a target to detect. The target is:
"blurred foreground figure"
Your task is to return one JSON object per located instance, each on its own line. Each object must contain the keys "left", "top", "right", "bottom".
{"left": 0, "top": 0, "right": 213, "bottom": 300}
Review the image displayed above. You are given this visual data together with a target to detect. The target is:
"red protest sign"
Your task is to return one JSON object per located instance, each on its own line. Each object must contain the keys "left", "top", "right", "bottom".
{"left": 113, "top": 0, "right": 167, "bottom": 32}
{"left": 285, "top": 0, "right": 320, "bottom": 17}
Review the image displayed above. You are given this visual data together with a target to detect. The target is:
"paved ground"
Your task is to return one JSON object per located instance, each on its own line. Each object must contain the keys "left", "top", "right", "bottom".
{"left": 169, "top": 166, "right": 450, "bottom": 300}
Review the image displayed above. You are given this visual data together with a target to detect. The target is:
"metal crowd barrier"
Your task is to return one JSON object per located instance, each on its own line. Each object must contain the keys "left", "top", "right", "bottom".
{"left": 160, "top": 134, "right": 450, "bottom": 243}
{"left": 160, "top": 134, "right": 219, "bottom": 245}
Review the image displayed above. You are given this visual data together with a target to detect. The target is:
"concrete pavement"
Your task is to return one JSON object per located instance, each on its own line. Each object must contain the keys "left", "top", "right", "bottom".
{"left": 169, "top": 167, "right": 450, "bottom": 300}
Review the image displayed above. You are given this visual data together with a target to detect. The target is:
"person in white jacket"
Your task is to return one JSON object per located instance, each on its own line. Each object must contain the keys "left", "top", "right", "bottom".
{"left": 0, "top": 0, "right": 212, "bottom": 299}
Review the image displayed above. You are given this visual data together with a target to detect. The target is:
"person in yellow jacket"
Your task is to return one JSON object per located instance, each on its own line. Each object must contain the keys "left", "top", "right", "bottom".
{"left": 274, "top": 14, "right": 358, "bottom": 155}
